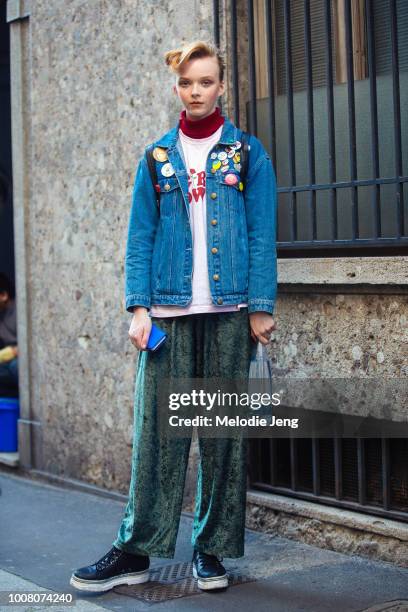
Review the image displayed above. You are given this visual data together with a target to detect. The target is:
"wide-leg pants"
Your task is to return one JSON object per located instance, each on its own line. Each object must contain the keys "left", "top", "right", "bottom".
{"left": 112, "top": 307, "right": 253, "bottom": 559}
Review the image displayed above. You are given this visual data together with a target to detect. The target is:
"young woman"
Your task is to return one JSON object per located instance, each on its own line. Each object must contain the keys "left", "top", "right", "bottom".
{"left": 71, "top": 40, "right": 277, "bottom": 593}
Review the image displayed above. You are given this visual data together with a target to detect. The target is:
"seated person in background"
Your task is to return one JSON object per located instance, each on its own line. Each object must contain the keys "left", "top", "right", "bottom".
{"left": 0, "top": 273, "right": 18, "bottom": 397}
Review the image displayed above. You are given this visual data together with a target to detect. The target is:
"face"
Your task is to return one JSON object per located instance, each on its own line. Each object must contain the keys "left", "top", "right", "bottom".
{"left": 0, "top": 291, "right": 9, "bottom": 308}
{"left": 173, "top": 55, "right": 225, "bottom": 120}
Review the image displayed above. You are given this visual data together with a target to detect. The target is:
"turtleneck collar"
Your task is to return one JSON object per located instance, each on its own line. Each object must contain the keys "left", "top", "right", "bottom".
{"left": 179, "top": 106, "right": 225, "bottom": 139}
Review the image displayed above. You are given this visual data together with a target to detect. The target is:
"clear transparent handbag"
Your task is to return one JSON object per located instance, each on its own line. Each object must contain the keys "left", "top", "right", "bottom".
{"left": 247, "top": 341, "right": 274, "bottom": 422}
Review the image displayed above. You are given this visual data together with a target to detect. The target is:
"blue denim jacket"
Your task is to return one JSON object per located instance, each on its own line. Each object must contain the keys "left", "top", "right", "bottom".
{"left": 125, "top": 114, "right": 277, "bottom": 315}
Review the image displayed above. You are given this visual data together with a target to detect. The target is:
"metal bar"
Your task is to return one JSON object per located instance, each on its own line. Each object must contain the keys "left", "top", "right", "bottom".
{"left": 213, "top": 0, "right": 220, "bottom": 47}
{"left": 248, "top": 440, "right": 262, "bottom": 483}
{"left": 290, "top": 437, "right": 298, "bottom": 490}
{"left": 312, "top": 438, "right": 320, "bottom": 496}
{"left": 283, "top": 0, "right": 297, "bottom": 240}
{"left": 382, "top": 438, "right": 390, "bottom": 511}
{"left": 265, "top": 0, "right": 277, "bottom": 166}
{"left": 230, "top": 0, "right": 240, "bottom": 126}
{"left": 357, "top": 438, "right": 366, "bottom": 506}
{"left": 389, "top": 0, "right": 404, "bottom": 237}
{"left": 303, "top": 0, "right": 317, "bottom": 240}
{"left": 365, "top": 0, "right": 381, "bottom": 238}
{"left": 324, "top": 0, "right": 338, "bottom": 240}
{"left": 257, "top": 439, "right": 263, "bottom": 481}
{"left": 269, "top": 438, "right": 276, "bottom": 486}
{"left": 247, "top": 441, "right": 255, "bottom": 483}
{"left": 276, "top": 175, "right": 408, "bottom": 194}
{"left": 343, "top": 0, "right": 359, "bottom": 239}
{"left": 334, "top": 438, "right": 342, "bottom": 499}
{"left": 213, "top": 0, "right": 223, "bottom": 114}
{"left": 247, "top": 0, "right": 257, "bottom": 134}
{"left": 277, "top": 237, "right": 408, "bottom": 249}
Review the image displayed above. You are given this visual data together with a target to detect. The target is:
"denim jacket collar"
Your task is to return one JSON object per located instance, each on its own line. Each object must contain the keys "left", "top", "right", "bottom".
{"left": 153, "top": 113, "right": 239, "bottom": 151}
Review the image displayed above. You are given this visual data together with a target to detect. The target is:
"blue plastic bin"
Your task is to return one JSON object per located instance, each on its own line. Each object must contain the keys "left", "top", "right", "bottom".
{"left": 0, "top": 398, "right": 20, "bottom": 452}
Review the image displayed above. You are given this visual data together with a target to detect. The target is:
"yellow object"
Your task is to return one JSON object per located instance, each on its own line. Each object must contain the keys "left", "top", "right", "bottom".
{"left": 239, "top": 182, "right": 244, "bottom": 191}
{"left": 0, "top": 346, "right": 16, "bottom": 364}
{"left": 152, "top": 147, "right": 168, "bottom": 162}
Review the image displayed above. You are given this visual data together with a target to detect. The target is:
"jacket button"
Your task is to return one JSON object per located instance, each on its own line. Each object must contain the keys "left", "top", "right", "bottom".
{"left": 213, "top": 274, "right": 219, "bottom": 281}
{"left": 217, "top": 297, "right": 223, "bottom": 304}
{"left": 211, "top": 247, "right": 218, "bottom": 254}
{"left": 210, "top": 192, "right": 217, "bottom": 199}
{"left": 164, "top": 183, "right": 171, "bottom": 191}
{"left": 211, "top": 219, "right": 217, "bottom": 226}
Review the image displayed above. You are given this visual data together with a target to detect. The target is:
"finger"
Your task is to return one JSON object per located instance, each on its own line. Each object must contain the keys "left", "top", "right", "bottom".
{"left": 141, "top": 325, "right": 150, "bottom": 350}
{"left": 129, "top": 334, "right": 139, "bottom": 349}
{"left": 130, "top": 327, "right": 142, "bottom": 349}
{"left": 258, "top": 332, "right": 269, "bottom": 345}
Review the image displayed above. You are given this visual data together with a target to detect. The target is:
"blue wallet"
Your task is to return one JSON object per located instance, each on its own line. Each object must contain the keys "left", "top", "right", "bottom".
{"left": 146, "top": 323, "right": 167, "bottom": 351}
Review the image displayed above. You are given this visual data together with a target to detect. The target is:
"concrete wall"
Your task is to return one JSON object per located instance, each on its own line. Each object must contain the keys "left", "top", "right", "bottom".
{"left": 10, "top": 0, "right": 213, "bottom": 488}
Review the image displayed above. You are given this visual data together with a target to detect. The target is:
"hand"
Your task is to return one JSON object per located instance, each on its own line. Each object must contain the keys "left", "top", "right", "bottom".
{"left": 11, "top": 346, "right": 18, "bottom": 358}
{"left": 128, "top": 307, "right": 152, "bottom": 351}
{"left": 249, "top": 312, "right": 276, "bottom": 345}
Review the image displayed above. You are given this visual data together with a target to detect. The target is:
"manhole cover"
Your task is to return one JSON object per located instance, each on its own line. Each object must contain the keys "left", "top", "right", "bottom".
{"left": 114, "top": 560, "right": 257, "bottom": 603}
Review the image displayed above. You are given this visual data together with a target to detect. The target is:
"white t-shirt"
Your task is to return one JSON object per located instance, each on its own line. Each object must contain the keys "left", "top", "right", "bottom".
{"left": 150, "top": 126, "right": 247, "bottom": 318}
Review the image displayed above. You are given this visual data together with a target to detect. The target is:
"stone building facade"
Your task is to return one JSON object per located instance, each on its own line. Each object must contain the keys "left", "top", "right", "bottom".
{"left": 4, "top": 0, "right": 408, "bottom": 567}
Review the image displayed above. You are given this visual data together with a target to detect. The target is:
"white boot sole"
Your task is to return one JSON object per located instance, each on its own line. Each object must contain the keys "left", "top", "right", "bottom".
{"left": 69, "top": 569, "right": 150, "bottom": 593}
{"left": 192, "top": 565, "right": 229, "bottom": 590}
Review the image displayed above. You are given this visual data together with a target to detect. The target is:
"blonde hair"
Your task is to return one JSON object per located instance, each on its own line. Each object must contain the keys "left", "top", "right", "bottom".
{"left": 164, "top": 40, "right": 225, "bottom": 82}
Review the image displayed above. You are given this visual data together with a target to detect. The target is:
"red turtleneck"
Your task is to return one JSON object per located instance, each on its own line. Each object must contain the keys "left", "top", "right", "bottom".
{"left": 179, "top": 106, "right": 225, "bottom": 139}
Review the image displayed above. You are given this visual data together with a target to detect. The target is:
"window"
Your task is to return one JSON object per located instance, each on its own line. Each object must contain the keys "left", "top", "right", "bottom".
{"left": 249, "top": 437, "right": 408, "bottom": 522}
{"left": 217, "top": 0, "right": 408, "bottom": 254}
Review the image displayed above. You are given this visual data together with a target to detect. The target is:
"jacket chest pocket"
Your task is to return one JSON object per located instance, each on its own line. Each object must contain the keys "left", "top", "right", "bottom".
{"left": 217, "top": 171, "right": 244, "bottom": 212}
{"left": 157, "top": 177, "right": 181, "bottom": 218}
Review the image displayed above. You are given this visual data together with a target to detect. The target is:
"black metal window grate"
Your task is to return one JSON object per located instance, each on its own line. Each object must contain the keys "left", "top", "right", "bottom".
{"left": 214, "top": 0, "right": 408, "bottom": 255}
{"left": 248, "top": 438, "right": 408, "bottom": 523}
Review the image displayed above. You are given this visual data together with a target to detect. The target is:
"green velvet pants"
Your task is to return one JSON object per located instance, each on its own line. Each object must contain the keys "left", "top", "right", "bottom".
{"left": 112, "top": 307, "right": 253, "bottom": 559}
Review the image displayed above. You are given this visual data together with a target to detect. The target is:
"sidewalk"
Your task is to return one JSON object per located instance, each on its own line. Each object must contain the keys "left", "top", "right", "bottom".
{"left": 0, "top": 470, "right": 407, "bottom": 612}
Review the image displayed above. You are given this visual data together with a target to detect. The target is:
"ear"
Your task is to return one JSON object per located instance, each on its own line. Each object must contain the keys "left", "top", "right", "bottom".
{"left": 219, "top": 81, "right": 225, "bottom": 96}
{"left": 172, "top": 85, "right": 177, "bottom": 95}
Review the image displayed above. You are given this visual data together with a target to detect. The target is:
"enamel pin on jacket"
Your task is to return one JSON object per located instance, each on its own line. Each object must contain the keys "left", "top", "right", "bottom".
{"left": 125, "top": 112, "right": 277, "bottom": 315}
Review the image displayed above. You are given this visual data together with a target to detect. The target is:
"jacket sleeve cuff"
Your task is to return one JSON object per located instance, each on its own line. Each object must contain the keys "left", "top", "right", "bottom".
{"left": 247, "top": 299, "right": 275, "bottom": 315}
{"left": 125, "top": 293, "right": 151, "bottom": 313}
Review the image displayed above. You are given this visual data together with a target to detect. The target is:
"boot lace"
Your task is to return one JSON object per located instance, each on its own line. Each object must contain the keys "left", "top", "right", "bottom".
{"left": 194, "top": 550, "right": 224, "bottom": 565}
{"left": 95, "top": 546, "right": 122, "bottom": 571}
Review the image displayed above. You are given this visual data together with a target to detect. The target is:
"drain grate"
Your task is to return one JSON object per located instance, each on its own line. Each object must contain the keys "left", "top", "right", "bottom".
{"left": 114, "top": 560, "right": 257, "bottom": 603}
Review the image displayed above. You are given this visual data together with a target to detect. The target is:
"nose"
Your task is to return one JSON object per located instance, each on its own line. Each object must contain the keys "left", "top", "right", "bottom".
{"left": 191, "top": 82, "right": 200, "bottom": 96}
